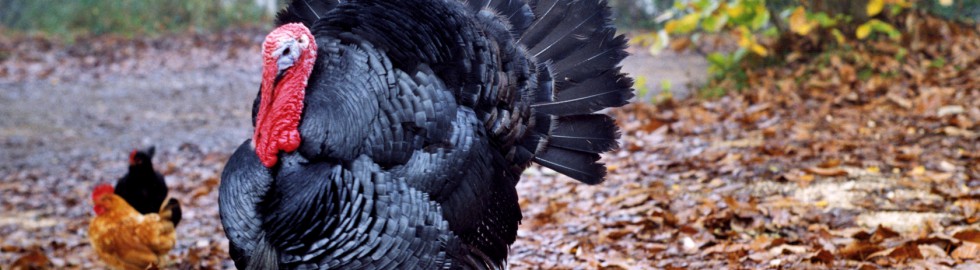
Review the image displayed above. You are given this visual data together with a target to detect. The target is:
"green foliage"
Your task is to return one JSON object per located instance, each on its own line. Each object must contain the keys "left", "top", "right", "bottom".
{"left": 706, "top": 50, "right": 747, "bottom": 79}
{"left": 895, "top": 47, "right": 909, "bottom": 60}
{"left": 646, "top": 0, "right": 959, "bottom": 98}
{"left": 610, "top": 0, "right": 676, "bottom": 30}
{"left": 856, "top": 19, "right": 902, "bottom": 40}
{"left": 664, "top": 0, "right": 772, "bottom": 53}
{"left": 0, "top": 0, "right": 270, "bottom": 38}
{"left": 661, "top": 80, "right": 674, "bottom": 93}
{"left": 702, "top": 50, "right": 749, "bottom": 97}
{"left": 920, "top": 0, "right": 980, "bottom": 22}
{"left": 633, "top": 76, "right": 677, "bottom": 103}
{"left": 858, "top": 68, "right": 875, "bottom": 81}
{"left": 634, "top": 75, "right": 651, "bottom": 100}
{"left": 654, "top": 79, "right": 675, "bottom": 103}
{"left": 929, "top": 56, "right": 948, "bottom": 68}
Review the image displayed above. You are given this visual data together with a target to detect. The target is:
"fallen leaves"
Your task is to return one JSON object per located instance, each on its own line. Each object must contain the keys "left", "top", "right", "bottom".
{"left": 0, "top": 147, "right": 232, "bottom": 269}
{"left": 953, "top": 242, "right": 980, "bottom": 260}
{"left": 9, "top": 249, "right": 51, "bottom": 270}
{"left": 804, "top": 166, "right": 849, "bottom": 177}
{"left": 510, "top": 11, "right": 976, "bottom": 269}
{"left": 0, "top": 9, "right": 976, "bottom": 270}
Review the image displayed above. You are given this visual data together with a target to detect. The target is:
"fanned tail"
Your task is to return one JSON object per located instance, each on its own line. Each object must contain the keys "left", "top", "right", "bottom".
{"left": 521, "top": 0, "right": 633, "bottom": 184}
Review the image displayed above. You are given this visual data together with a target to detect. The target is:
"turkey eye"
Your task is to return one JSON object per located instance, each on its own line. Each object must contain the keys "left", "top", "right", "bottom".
{"left": 282, "top": 47, "right": 291, "bottom": 56}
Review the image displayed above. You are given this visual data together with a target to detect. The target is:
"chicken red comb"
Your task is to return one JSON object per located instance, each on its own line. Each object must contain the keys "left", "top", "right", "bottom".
{"left": 129, "top": 149, "right": 137, "bottom": 165}
{"left": 92, "top": 184, "right": 114, "bottom": 200}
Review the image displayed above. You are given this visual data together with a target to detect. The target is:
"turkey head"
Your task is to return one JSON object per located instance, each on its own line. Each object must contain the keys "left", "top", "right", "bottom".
{"left": 254, "top": 23, "right": 317, "bottom": 167}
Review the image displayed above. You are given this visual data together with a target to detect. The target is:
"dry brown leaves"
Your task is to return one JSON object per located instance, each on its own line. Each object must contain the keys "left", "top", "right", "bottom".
{"left": 510, "top": 11, "right": 977, "bottom": 269}
{"left": 0, "top": 148, "right": 233, "bottom": 269}
{"left": 0, "top": 12, "right": 978, "bottom": 270}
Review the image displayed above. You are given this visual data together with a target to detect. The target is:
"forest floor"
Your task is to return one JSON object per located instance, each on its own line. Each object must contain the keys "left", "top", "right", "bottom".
{"left": 0, "top": 22, "right": 977, "bottom": 269}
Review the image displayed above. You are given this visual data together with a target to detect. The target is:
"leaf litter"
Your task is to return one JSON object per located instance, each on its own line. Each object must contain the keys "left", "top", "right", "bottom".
{"left": 0, "top": 11, "right": 978, "bottom": 269}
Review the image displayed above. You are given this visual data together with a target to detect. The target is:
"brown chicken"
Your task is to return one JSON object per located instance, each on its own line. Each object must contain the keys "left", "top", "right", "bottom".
{"left": 88, "top": 184, "right": 179, "bottom": 270}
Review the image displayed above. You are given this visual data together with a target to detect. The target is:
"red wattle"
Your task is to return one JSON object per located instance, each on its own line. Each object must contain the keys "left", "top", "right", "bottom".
{"left": 253, "top": 24, "right": 317, "bottom": 167}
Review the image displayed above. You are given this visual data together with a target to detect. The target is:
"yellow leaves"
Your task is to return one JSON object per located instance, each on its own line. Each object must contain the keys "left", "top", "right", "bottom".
{"left": 940, "top": 0, "right": 954, "bottom": 6}
{"left": 726, "top": 3, "right": 745, "bottom": 19}
{"left": 666, "top": 13, "right": 701, "bottom": 34}
{"left": 747, "top": 43, "right": 767, "bottom": 56}
{"left": 661, "top": 0, "right": 773, "bottom": 58}
{"left": 831, "top": 29, "right": 846, "bottom": 43}
{"left": 857, "top": 23, "right": 873, "bottom": 39}
{"left": 868, "top": 0, "right": 885, "bottom": 16}
{"left": 606, "top": 164, "right": 619, "bottom": 172}
{"left": 868, "top": 0, "right": 911, "bottom": 16}
{"left": 910, "top": 166, "right": 926, "bottom": 175}
{"left": 788, "top": 7, "right": 818, "bottom": 35}
{"left": 629, "top": 31, "right": 669, "bottom": 55}
{"left": 814, "top": 200, "right": 829, "bottom": 208}
{"left": 632, "top": 75, "right": 650, "bottom": 100}
{"left": 736, "top": 26, "right": 767, "bottom": 56}
{"left": 857, "top": 19, "right": 901, "bottom": 40}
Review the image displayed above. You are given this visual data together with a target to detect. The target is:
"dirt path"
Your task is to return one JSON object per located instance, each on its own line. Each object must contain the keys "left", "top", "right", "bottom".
{"left": 0, "top": 33, "right": 708, "bottom": 172}
{"left": 621, "top": 49, "right": 708, "bottom": 100}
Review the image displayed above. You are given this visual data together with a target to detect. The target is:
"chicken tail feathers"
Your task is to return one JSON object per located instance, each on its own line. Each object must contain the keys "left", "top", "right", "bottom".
{"left": 521, "top": 0, "right": 632, "bottom": 185}
{"left": 159, "top": 198, "right": 182, "bottom": 227}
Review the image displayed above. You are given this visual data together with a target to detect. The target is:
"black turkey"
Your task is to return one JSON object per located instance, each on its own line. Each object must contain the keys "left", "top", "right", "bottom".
{"left": 219, "top": 0, "right": 632, "bottom": 268}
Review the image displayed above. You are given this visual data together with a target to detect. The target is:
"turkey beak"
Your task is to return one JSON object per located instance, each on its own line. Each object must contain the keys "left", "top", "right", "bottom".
{"left": 274, "top": 56, "right": 291, "bottom": 86}
{"left": 274, "top": 71, "right": 286, "bottom": 87}
{"left": 275, "top": 41, "right": 298, "bottom": 85}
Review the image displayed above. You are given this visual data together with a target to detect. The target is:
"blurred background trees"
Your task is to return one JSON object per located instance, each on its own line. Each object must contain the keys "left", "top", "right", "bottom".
{"left": 2, "top": 0, "right": 980, "bottom": 98}
{"left": 3, "top": 0, "right": 979, "bottom": 39}
{"left": 0, "top": 0, "right": 272, "bottom": 37}
{"left": 626, "top": 0, "right": 980, "bottom": 97}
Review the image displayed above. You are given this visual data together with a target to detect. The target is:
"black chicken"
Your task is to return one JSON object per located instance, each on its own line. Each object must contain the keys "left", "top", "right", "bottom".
{"left": 219, "top": 0, "right": 632, "bottom": 268}
{"left": 115, "top": 146, "right": 181, "bottom": 226}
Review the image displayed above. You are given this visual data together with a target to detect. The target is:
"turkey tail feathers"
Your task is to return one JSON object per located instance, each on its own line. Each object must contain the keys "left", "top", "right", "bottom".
{"left": 275, "top": 0, "right": 339, "bottom": 27}
{"left": 521, "top": 0, "right": 633, "bottom": 185}
{"left": 466, "top": 0, "right": 536, "bottom": 38}
{"left": 547, "top": 114, "right": 620, "bottom": 153}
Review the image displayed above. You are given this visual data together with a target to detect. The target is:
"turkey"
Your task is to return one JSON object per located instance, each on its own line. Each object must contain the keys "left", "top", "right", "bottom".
{"left": 219, "top": 0, "right": 632, "bottom": 268}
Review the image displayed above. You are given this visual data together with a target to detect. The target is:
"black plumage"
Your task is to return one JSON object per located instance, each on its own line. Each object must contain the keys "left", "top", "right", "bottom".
{"left": 115, "top": 146, "right": 181, "bottom": 225}
{"left": 219, "top": 0, "right": 632, "bottom": 268}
